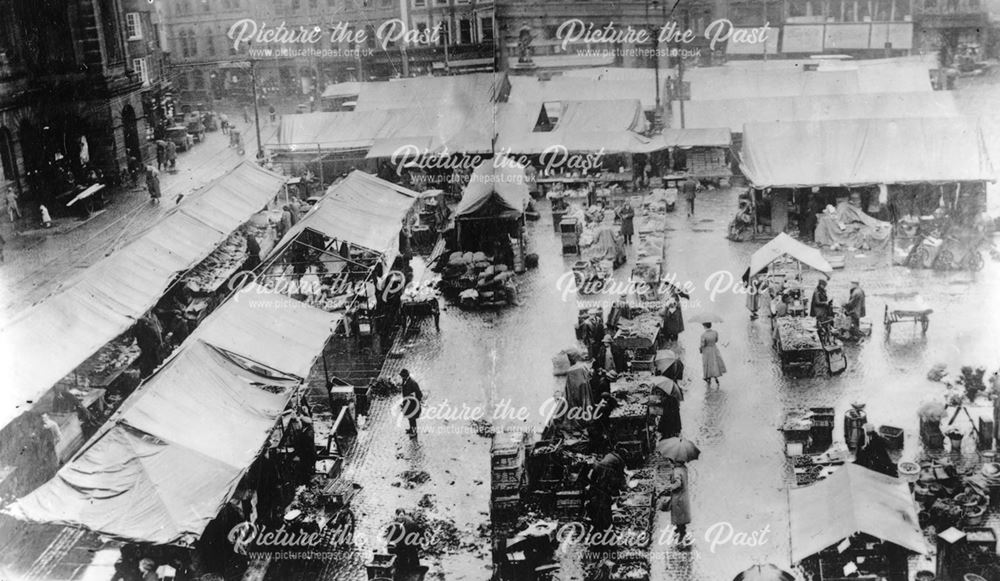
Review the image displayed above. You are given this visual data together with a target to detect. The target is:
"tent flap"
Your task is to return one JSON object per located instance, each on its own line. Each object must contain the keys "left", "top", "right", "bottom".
{"left": 789, "top": 464, "right": 926, "bottom": 563}
{"left": 456, "top": 160, "right": 530, "bottom": 218}
{"left": 749, "top": 233, "right": 833, "bottom": 279}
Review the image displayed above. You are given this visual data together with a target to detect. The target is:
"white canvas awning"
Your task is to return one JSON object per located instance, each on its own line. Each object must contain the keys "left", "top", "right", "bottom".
{"left": 740, "top": 117, "right": 995, "bottom": 188}
{"left": 0, "top": 162, "right": 287, "bottom": 431}
{"left": 6, "top": 286, "right": 337, "bottom": 546}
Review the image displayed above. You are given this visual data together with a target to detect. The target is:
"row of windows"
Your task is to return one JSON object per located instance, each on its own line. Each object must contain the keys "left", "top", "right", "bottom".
{"left": 730, "top": 0, "right": 911, "bottom": 23}
{"left": 175, "top": 0, "right": 242, "bottom": 15}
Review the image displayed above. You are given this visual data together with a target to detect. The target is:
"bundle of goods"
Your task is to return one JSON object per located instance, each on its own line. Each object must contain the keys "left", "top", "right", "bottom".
{"left": 584, "top": 205, "right": 606, "bottom": 224}
{"left": 184, "top": 224, "right": 265, "bottom": 292}
{"left": 635, "top": 214, "right": 667, "bottom": 234}
{"left": 91, "top": 337, "right": 141, "bottom": 377}
{"left": 614, "top": 312, "right": 661, "bottom": 349}
{"left": 441, "top": 252, "right": 514, "bottom": 296}
{"left": 775, "top": 318, "right": 822, "bottom": 350}
{"left": 401, "top": 278, "right": 440, "bottom": 304}
{"left": 958, "top": 366, "right": 988, "bottom": 401}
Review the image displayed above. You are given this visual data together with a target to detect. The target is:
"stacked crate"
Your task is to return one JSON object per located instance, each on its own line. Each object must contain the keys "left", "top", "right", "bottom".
{"left": 686, "top": 148, "right": 726, "bottom": 176}
{"left": 491, "top": 436, "right": 525, "bottom": 522}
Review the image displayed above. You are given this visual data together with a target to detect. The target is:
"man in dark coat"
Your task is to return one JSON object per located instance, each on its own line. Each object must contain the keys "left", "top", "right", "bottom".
{"left": 400, "top": 369, "right": 423, "bottom": 436}
{"left": 243, "top": 232, "right": 261, "bottom": 272}
{"left": 387, "top": 509, "right": 423, "bottom": 569}
{"left": 810, "top": 279, "right": 833, "bottom": 333}
{"left": 617, "top": 201, "right": 635, "bottom": 245}
{"left": 681, "top": 175, "right": 699, "bottom": 217}
{"left": 844, "top": 280, "right": 867, "bottom": 338}
{"left": 855, "top": 424, "right": 897, "bottom": 477}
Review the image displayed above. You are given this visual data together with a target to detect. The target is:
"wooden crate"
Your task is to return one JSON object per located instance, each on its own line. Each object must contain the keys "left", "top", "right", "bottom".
{"left": 555, "top": 490, "right": 583, "bottom": 512}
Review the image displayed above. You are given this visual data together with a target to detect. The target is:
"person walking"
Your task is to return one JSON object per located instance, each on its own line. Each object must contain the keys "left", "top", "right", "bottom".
{"left": 699, "top": 322, "right": 726, "bottom": 387}
{"left": 844, "top": 280, "right": 866, "bottom": 339}
{"left": 242, "top": 105, "right": 250, "bottom": 124}
{"left": 681, "top": 174, "right": 699, "bottom": 217}
{"left": 219, "top": 113, "right": 229, "bottom": 135}
{"left": 165, "top": 140, "right": 177, "bottom": 171}
{"left": 145, "top": 166, "right": 161, "bottom": 202}
{"left": 670, "top": 461, "right": 692, "bottom": 544}
{"left": 39, "top": 204, "right": 52, "bottom": 228}
{"left": 399, "top": 369, "right": 423, "bottom": 436}
{"left": 6, "top": 186, "right": 21, "bottom": 222}
{"left": 268, "top": 104, "right": 276, "bottom": 123}
{"left": 617, "top": 200, "right": 635, "bottom": 245}
{"left": 156, "top": 141, "right": 165, "bottom": 171}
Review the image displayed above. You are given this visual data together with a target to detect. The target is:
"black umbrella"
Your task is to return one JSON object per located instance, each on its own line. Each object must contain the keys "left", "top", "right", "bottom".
{"left": 732, "top": 564, "right": 795, "bottom": 581}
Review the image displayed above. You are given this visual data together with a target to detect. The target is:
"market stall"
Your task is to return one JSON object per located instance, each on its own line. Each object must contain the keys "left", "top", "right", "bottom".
{"left": 789, "top": 464, "right": 926, "bottom": 581}
{"left": 0, "top": 162, "right": 288, "bottom": 459}
{"left": 660, "top": 128, "right": 733, "bottom": 184}
{"left": 491, "top": 371, "right": 675, "bottom": 581}
{"left": 737, "top": 117, "right": 993, "bottom": 245}
{"left": 445, "top": 160, "right": 530, "bottom": 309}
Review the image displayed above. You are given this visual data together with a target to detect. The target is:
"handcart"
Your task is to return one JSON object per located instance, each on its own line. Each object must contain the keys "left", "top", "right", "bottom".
{"left": 884, "top": 304, "right": 933, "bottom": 336}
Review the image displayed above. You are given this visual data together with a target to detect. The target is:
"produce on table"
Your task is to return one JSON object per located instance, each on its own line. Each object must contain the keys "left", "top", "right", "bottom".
{"left": 775, "top": 317, "right": 822, "bottom": 350}
{"left": 91, "top": 338, "right": 141, "bottom": 376}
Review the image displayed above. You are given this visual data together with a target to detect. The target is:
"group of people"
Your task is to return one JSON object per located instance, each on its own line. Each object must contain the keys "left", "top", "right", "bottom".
{"left": 807, "top": 278, "right": 867, "bottom": 339}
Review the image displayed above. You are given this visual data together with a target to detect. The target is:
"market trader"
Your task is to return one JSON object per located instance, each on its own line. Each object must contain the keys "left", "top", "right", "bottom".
{"left": 399, "top": 369, "right": 423, "bottom": 437}
{"left": 809, "top": 279, "right": 833, "bottom": 331}
{"left": 681, "top": 174, "right": 699, "bottom": 217}
{"left": 844, "top": 280, "right": 867, "bottom": 339}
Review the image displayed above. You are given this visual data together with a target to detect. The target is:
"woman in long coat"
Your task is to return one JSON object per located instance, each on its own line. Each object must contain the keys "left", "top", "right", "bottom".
{"left": 699, "top": 322, "right": 726, "bottom": 387}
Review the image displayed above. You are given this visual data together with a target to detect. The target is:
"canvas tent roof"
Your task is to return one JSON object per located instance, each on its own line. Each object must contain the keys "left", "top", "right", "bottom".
{"left": 673, "top": 92, "right": 959, "bottom": 133}
{"left": 740, "top": 117, "right": 995, "bottom": 188}
{"left": 6, "top": 286, "right": 337, "bottom": 545}
{"left": 0, "top": 162, "right": 286, "bottom": 431}
{"left": 277, "top": 171, "right": 418, "bottom": 266}
{"left": 275, "top": 103, "right": 493, "bottom": 154}
{"left": 660, "top": 127, "right": 732, "bottom": 148}
{"left": 747, "top": 233, "right": 832, "bottom": 279}
{"left": 789, "top": 464, "right": 926, "bottom": 563}
{"left": 321, "top": 81, "right": 362, "bottom": 98}
{"left": 353, "top": 73, "right": 504, "bottom": 111}
{"left": 508, "top": 76, "right": 658, "bottom": 111}
{"left": 456, "top": 160, "right": 530, "bottom": 218}
{"left": 684, "top": 65, "right": 931, "bottom": 101}
{"left": 497, "top": 100, "right": 656, "bottom": 154}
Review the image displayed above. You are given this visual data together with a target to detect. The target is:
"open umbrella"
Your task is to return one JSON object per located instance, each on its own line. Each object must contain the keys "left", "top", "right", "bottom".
{"left": 654, "top": 349, "right": 678, "bottom": 372}
{"left": 732, "top": 564, "right": 795, "bottom": 581}
{"left": 655, "top": 437, "right": 701, "bottom": 462}
{"left": 689, "top": 312, "right": 724, "bottom": 324}
{"left": 646, "top": 375, "right": 683, "bottom": 401}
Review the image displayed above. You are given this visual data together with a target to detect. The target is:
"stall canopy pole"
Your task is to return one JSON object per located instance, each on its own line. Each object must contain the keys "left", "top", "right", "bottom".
{"left": 317, "top": 145, "right": 325, "bottom": 186}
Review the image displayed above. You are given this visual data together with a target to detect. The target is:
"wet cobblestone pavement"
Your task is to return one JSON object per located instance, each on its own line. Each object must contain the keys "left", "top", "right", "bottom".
{"left": 3, "top": 79, "right": 1000, "bottom": 581}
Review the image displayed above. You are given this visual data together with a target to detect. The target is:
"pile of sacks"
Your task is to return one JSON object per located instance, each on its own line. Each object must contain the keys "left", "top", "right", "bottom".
{"left": 443, "top": 251, "right": 515, "bottom": 296}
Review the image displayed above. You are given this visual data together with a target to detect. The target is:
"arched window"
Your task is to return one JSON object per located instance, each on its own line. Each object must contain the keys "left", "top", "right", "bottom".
{"left": 205, "top": 29, "right": 216, "bottom": 56}
{"left": 188, "top": 29, "right": 198, "bottom": 56}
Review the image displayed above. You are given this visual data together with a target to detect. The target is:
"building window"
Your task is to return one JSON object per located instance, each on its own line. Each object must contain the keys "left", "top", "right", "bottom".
{"left": 310, "top": 0, "right": 318, "bottom": 7}
{"left": 434, "top": 0, "right": 447, "bottom": 5}
{"left": 413, "top": 0, "right": 427, "bottom": 7}
{"left": 206, "top": 30, "right": 216, "bottom": 55}
{"left": 459, "top": 19, "right": 473, "bottom": 43}
{"left": 126, "top": 13, "right": 143, "bottom": 40}
{"left": 133, "top": 57, "right": 149, "bottom": 85}
{"left": 479, "top": 16, "right": 494, "bottom": 42}
{"left": 202, "top": 0, "right": 211, "bottom": 11}
{"left": 456, "top": 0, "right": 470, "bottom": 4}
{"left": 292, "top": 0, "right": 301, "bottom": 8}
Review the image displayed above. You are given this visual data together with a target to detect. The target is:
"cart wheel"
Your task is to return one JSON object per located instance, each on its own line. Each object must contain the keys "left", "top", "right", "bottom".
{"left": 912, "top": 246, "right": 930, "bottom": 268}
{"left": 967, "top": 251, "right": 985, "bottom": 272}
{"left": 935, "top": 250, "right": 954, "bottom": 270}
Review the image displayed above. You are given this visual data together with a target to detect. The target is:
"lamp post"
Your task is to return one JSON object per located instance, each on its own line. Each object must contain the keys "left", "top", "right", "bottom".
{"left": 247, "top": 46, "right": 264, "bottom": 161}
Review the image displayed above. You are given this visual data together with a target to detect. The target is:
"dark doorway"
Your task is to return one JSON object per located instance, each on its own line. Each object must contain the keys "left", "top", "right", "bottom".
{"left": 122, "top": 104, "right": 142, "bottom": 165}
{"left": 0, "top": 127, "right": 20, "bottom": 193}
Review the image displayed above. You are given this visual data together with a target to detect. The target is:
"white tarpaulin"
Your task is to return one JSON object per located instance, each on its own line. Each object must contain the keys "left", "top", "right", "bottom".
{"left": 0, "top": 162, "right": 287, "bottom": 431}
{"left": 6, "top": 286, "right": 336, "bottom": 545}
{"left": 684, "top": 65, "right": 930, "bottom": 101}
{"left": 497, "top": 100, "right": 655, "bottom": 154}
{"left": 747, "top": 233, "right": 832, "bottom": 279}
{"left": 740, "top": 117, "right": 995, "bottom": 188}
{"left": 276, "top": 171, "right": 418, "bottom": 266}
{"left": 674, "top": 91, "right": 959, "bottom": 132}
{"left": 456, "top": 160, "right": 529, "bottom": 218}
{"left": 789, "top": 464, "right": 926, "bottom": 562}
